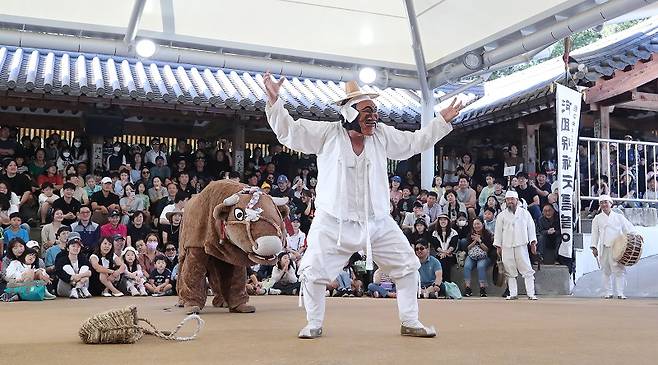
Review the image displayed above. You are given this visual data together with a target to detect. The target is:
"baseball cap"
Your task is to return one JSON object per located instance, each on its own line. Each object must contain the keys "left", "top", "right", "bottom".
{"left": 277, "top": 175, "right": 289, "bottom": 184}
{"left": 101, "top": 177, "right": 112, "bottom": 184}
{"left": 391, "top": 176, "right": 402, "bottom": 183}
{"left": 112, "top": 233, "right": 125, "bottom": 241}
{"left": 26, "top": 240, "right": 40, "bottom": 250}
{"left": 67, "top": 232, "right": 81, "bottom": 244}
{"left": 109, "top": 209, "right": 121, "bottom": 217}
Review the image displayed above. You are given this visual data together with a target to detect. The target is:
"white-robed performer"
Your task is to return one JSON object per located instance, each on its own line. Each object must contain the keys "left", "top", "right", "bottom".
{"left": 263, "top": 74, "right": 463, "bottom": 339}
{"left": 494, "top": 190, "right": 538, "bottom": 300}
{"left": 590, "top": 195, "right": 636, "bottom": 299}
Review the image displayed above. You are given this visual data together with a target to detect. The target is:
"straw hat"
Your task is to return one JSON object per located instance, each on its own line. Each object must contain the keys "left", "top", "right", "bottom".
{"left": 334, "top": 81, "right": 379, "bottom": 106}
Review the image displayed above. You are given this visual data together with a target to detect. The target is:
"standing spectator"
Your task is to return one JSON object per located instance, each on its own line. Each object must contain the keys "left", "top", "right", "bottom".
{"left": 70, "top": 206, "right": 100, "bottom": 254}
{"left": 459, "top": 153, "right": 476, "bottom": 180}
{"left": 415, "top": 238, "right": 444, "bottom": 299}
{"left": 190, "top": 156, "right": 211, "bottom": 183}
{"left": 145, "top": 138, "right": 167, "bottom": 166}
{"left": 298, "top": 190, "right": 315, "bottom": 234}
{"left": 90, "top": 177, "right": 120, "bottom": 224}
{"left": 106, "top": 142, "right": 127, "bottom": 172}
{"left": 18, "top": 136, "right": 35, "bottom": 160}
{"left": 41, "top": 208, "right": 65, "bottom": 253}
{"left": 455, "top": 175, "right": 477, "bottom": 220}
{"left": 52, "top": 182, "right": 81, "bottom": 226}
{"left": 70, "top": 137, "right": 88, "bottom": 165}
{"left": 212, "top": 150, "right": 233, "bottom": 179}
{"left": 0, "top": 125, "right": 18, "bottom": 159}
{"left": 515, "top": 172, "right": 541, "bottom": 221}
{"left": 176, "top": 172, "right": 194, "bottom": 196}
{"left": 537, "top": 204, "right": 561, "bottom": 264}
{"left": 432, "top": 214, "right": 458, "bottom": 283}
{"left": 54, "top": 234, "right": 92, "bottom": 298}
{"left": 463, "top": 218, "right": 495, "bottom": 297}
{"left": 504, "top": 144, "right": 524, "bottom": 173}
{"left": 100, "top": 210, "right": 128, "bottom": 239}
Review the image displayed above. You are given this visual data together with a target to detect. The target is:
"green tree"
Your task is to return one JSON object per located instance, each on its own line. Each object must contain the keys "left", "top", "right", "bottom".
{"left": 489, "top": 19, "right": 646, "bottom": 80}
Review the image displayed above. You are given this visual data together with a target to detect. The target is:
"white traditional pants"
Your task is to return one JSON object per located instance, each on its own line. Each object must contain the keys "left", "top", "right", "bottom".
{"left": 502, "top": 245, "right": 535, "bottom": 297}
{"left": 600, "top": 245, "right": 626, "bottom": 296}
{"left": 299, "top": 211, "right": 421, "bottom": 328}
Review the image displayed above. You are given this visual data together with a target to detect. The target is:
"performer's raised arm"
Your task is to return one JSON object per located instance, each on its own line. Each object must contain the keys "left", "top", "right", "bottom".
{"left": 264, "top": 73, "right": 333, "bottom": 155}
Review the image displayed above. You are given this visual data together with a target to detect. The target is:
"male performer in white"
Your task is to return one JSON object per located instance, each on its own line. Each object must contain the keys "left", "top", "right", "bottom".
{"left": 264, "top": 73, "right": 463, "bottom": 339}
{"left": 590, "top": 195, "right": 636, "bottom": 299}
{"left": 494, "top": 190, "right": 538, "bottom": 300}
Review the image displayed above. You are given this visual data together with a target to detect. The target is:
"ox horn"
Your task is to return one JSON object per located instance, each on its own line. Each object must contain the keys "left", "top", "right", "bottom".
{"left": 271, "top": 197, "right": 289, "bottom": 206}
{"left": 212, "top": 193, "right": 240, "bottom": 220}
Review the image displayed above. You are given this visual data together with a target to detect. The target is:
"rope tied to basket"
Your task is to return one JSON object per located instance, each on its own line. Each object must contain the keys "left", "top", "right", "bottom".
{"left": 79, "top": 306, "right": 204, "bottom": 344}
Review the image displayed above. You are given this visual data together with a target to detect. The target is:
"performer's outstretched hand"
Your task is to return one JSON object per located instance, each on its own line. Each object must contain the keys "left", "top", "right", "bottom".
{"left": 440, "top": 98, "right": 465, "bottom": 123}
{"left": 264, "top": 72, "right": 286, "bottom": 105}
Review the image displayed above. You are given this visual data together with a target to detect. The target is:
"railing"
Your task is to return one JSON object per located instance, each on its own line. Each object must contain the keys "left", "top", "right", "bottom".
{"left": 578, "top": 136, "right": 658, "bottom": 207}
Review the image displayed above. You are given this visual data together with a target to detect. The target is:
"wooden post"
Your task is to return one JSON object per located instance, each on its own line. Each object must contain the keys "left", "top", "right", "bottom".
{"left": 524, "top": 124, "right": 539, "bottom": 174}
{"left": 597, "top": 105, "right": 611, "bottom": 180}
{"left": 233, "top": 123, "right": 245, "bottom": 175}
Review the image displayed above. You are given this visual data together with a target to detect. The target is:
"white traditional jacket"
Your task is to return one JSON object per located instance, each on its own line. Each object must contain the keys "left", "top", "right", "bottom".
{"left": 590, "top": 210, "right": 636, "bottom": 251}
{"left": 265, "top": 98, "right": 452, "bottom": 222}
{"left": 493, "top": 207, "right": 537, "bottom": 248}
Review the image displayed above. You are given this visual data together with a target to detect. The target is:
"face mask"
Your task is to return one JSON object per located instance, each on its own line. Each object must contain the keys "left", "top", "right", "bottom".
{"left": 457, "top": 220, "right": 467, "bottom": 227}
{"left": 62, "top": 152, "right": 70, "bottom": 158}
{"left": 74, "top": 142, "right": 82, "bottom": 148}
{"left": 147, "top": 241, "right": 158, "bottom": 251}
{"left": 114, "top": 146, "right": 121, "bottom": 152}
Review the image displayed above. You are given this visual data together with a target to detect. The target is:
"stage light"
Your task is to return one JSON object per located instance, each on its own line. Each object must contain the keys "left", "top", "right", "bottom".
{"left": 359, "top": 67, "right": 377, "bottom": 84}
{"left": 135, "top": 39, "right": 157, "bottom": 58}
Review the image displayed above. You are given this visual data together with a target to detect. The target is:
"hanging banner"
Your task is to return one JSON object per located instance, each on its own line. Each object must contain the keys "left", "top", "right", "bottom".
{"left": 555, "top": 84, "right": 582, "bottom": 258}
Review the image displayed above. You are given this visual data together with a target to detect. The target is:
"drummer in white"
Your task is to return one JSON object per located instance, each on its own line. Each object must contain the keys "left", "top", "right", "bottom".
{"left": 494, "top": 191, "right": 538, "bottom": 300}
{"left": 590, "top": 195, "right": 637, "bottom": 299}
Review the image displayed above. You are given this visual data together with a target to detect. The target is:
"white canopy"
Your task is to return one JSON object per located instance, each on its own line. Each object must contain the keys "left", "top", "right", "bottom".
{"left": 0, "top": 0, "right": 656, "bottom": 88}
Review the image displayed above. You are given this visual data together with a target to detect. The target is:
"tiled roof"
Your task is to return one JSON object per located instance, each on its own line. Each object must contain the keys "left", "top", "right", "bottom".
{"left": 456, "top": 18, "right": 658, "bottom": 129}
{"left": 0, "top": 45, "right": 482, "bottom": 125}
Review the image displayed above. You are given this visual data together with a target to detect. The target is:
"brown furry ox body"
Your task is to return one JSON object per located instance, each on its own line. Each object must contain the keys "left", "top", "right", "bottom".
{"left": 177, "top": 179, "right": 288, "bottom": 312}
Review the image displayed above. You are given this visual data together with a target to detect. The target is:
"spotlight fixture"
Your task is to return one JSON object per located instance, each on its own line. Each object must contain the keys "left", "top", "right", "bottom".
{"left": 135, "top": 39, "right": 157, "bottom": 58}
{"left": 359, "top": 67, "right": 377, "bottom": 84}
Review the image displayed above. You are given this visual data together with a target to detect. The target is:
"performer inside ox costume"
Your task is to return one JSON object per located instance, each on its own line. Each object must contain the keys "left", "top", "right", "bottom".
{"left": 590, "top": 195, "right": 637, "bottom": 299}
{"left": 263, "top": 73, "right": 464, "bottom": 339}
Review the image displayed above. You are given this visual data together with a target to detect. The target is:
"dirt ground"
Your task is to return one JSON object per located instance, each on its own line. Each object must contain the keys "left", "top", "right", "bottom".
{"left": 0, "top": 295, "right": 657, "bottom": 365}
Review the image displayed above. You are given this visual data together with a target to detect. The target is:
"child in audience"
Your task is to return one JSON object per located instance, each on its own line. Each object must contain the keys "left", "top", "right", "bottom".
{"left": 146, "top": 255, "right": 173, "bottom": 296}
{"left": 3, "top": 213, "right": 30, "bottom": 251}
{"left": 367, "top": 268, "right": 396, "bottom": 298}
{"left": 4, "top": 247, "right": 56, "bottom": 300}
{"left": 89, "top": 236, "right": 125, "bottom": 297}
{"left": 121, "top": 246, "right": 148, "bottom": 296}
{"left": 38, "top": 182, "right": 59, "bottom": 224}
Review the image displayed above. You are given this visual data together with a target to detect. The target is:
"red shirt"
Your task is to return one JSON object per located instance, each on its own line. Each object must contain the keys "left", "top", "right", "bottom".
{"left": 37, "top": 174, "right": 63, "bottom": 187}
{"left": 100, "top": 223, "right": 128, "bottom": 239}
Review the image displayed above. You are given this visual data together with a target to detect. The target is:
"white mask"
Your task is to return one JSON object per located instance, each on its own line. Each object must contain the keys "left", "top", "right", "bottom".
{"left": 457, "top": 220, "right": 467, "bottom": 227}
{"left": 62, "top": 152, "right": 70, "bottom": 158}
{"left": 74, "top": 142, "right": 82, "bottom": 148}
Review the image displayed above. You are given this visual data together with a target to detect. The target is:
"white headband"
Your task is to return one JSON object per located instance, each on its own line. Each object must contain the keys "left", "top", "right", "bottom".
{"left": 340, "top": 95, "right": 371, "bottom": 123}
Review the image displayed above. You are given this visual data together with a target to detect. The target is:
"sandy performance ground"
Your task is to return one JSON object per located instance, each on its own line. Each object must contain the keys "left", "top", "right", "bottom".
{"left": 0, "top": 295, "right": 657, "bottom": 365}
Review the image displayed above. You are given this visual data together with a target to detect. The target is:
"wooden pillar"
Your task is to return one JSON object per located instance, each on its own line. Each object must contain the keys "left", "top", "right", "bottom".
{"left": 523, "top": 123, "right": 539, "bottom": 174}
{"left": 598, "top": 106, "right": 611, "bottom": 179}
{"left": 233, "top": 123, "right": 245, "bottom": 175}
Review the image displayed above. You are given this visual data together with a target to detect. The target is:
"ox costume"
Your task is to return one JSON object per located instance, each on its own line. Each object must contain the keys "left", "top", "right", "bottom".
{"left": 265, "top": 81, "right": 452, "bottom": 338}
{"left": 590, "top": 195, "right": 636, "bottom": 299}
{"left": 493, "top": 191, "right": 538, "bottom": 300}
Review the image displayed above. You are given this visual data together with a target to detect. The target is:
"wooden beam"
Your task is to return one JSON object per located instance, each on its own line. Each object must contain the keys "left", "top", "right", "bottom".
{"left": 584, "top": 54, "right": 658, "bottom": 104}
{"left": 617, "top": 100, "right": 658, "bottom": 112}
